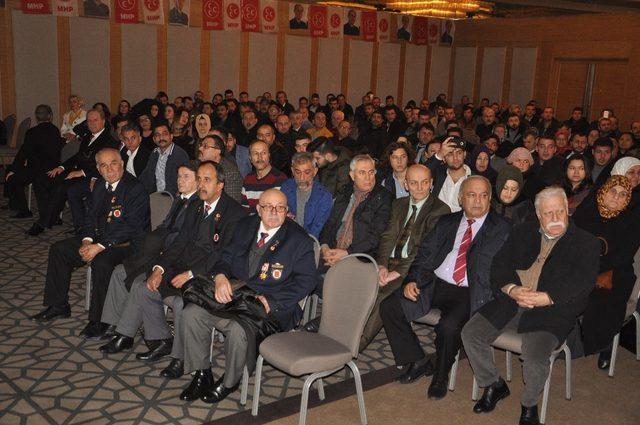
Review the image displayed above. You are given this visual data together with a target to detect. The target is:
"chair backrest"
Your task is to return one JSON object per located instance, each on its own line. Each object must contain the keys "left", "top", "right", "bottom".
{"left": 60, "top": 139, "right": 81, "bottom": 162}
{"left": 3, "top": 114, "right": 16, "bottom": 144}
{"left": 319, "top": 254, "right": 379, "bottom": 357}
{"left": 149, "top": 191, "right": 174, "bottom": 230}
{"left": 308, "top": 233, "right": 321, "bottom": 268}
{"left": 15, "top": 117, "right": 31, "bottom": 149}
{"left": 626, "top": 247, "right": 640, "bottom": 318}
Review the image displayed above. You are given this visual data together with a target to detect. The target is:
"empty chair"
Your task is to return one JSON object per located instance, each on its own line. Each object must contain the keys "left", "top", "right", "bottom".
{"left": 252, "top": 254, "right": 379, "bottom": 425}
{"left": 60, "top": 139, "right": 81, "bottom": 163}
{"left": 471, "top": 330, "right": 572, "bottom": 425}
{"left": 149, "top": 191, "right": 175, "bottom": 230}
{"left": 607, "top": 280, "right": 640, "bottom": 377}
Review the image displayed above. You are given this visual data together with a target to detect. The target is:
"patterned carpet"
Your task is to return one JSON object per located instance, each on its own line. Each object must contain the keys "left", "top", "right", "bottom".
{"left": 0, "top": 205, "right": 435, "bottom": 424}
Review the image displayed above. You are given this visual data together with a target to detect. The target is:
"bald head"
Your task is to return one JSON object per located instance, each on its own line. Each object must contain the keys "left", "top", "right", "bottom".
{"left": 257, "top": 189, "right": 288, "bottom": 230}
{"left": 405, "top": 164, "right": 432, "bottom": 202}
{"left": 459, "top": 176, "right": 491, "bottom": 218}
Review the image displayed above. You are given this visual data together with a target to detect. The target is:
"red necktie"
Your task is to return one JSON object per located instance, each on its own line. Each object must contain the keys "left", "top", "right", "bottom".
{"left": 256, "top": 232, "right": 269, "bottom": 248}
{"left": 452, "top": 219, "right": 475, "bottom": 285}
{"left": 203, "top": 204, "right": 211, "bottom": 218}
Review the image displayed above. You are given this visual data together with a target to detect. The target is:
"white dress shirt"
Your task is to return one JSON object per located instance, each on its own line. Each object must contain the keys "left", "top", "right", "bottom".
{"left": 126, "top": 147, "right": 140, "bottom": 176}
{"left": 257, "top": 222, "right": 281, "bottom": 246}
{"left": 437, "top": 164, "right": 471, "bottom": 213}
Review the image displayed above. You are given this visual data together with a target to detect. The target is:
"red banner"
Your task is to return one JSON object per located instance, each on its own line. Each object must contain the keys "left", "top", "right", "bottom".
{"left": 114, "top": 0, "right": 138, "bottom": 23}
{"left": 361, "top": 11, "right": 377, "bottom": 42}
{"left": 377, "top": 12, "right": 390, "bottom": 42}
{"left": 142, "top": 0, "right": 163, "bottom": 24}
{"left": 327, "top": 6, "right": 342, "bottom": 39}
{"left": 224, "top": 0, "right": 241, "bottom": 30}
{"left": 261, "top": 0, "right": 278, "bottom": 33}
{"left": 22, "top": 0, "right": 51, "bottom": 14}
{"left": 202, "top": 0, "right": 223, "bottom": 30}
{"left": 413, "top": 16, "right": 429, "bottom": 45}
{"left": 53, "top": 0, "right": 78, "bottom": 16}
{"left": 428, "top": 19, "right": 440, "bottom": 45}
{"left": 240, "top": 0, "right": 260, "bottom": 32}
{"left": 308, "top": 5, "right": 327, "bottom": 38}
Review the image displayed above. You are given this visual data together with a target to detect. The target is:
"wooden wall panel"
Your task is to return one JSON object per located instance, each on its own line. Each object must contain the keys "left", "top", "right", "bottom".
{"left": 428, "top": 46, "right": 450, "bottom": 101}
{"left": 317, "top": 37, "right": 343, "bottom": 98}
{"left": 479, "top": 47, "right": 506, "bottom": 104}
{"left": 283, "top": 35, "right": 312, "bottom": 104}
{"left": 347, "top": 40, "right": 373, "bottom": 105}
{"left": 554, "top": 61, "right": 588, "bottom": 120}
{"left": 509, "top": 47, "right": 537, "bottom": 107}
{"left": 167, "top": 26, "right": 200, "bottom": 98}
{"left": 376, "top": 42, "right": 401, "bottom": 102}
{"left": 403, "top": 43, "right": 427, "bottom": 105}
{"left": 247, "top": 32, "right": 277, "bottom": 98}
{"left": 592, "top": 61, "right": 629, "bottom": 124}
{"left": 122, "top": 24, "right": 157, "bottom": 104}
{"left": 70, "top": 17, "right": 110, "bottom": 111}
{"left": 210, "top": 30, "right": 241, "bottom": 95}
{"left": 452, "top": 47, "right": 476, "bottom": 103}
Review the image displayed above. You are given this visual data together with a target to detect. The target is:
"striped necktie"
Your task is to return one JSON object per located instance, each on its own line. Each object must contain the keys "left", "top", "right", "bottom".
{"left": 452, "top": 219, "right": 475, "bottom": 285}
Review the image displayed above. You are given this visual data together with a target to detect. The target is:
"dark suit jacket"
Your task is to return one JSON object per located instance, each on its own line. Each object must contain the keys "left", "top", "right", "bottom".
{"left": 81, "top": 172, "right": 150, "bottom": 249}
{"left": 138, "top": 143, "right": 189, "bottom": 195}
{"left": 320, "top": 183, "right": 393, "bottom": 258}
{"left": 121, "top": 145, "right": 152, "bottom": 178}
{"left": 398, "top": 210, "right": 511, "bottom": 321}
{"left": 212, "top": 216, "right": 318, "bottom": 331}
{"left": 9, "top": 122, "right": 62, "bottom": 174}
{"left": 62, "top": 129, "right": 119, "bottom": 179}
{"left": 155, "top": 192, "right": 245, "bottom": 298}
{"left": 480, "top": 220, "right": 600, "bottom": 340}
{"left": 169, "top": 7, "right": 188, "bottom": 25}
{"left": 377, "top": 195, "right": 451, "bottom": 279}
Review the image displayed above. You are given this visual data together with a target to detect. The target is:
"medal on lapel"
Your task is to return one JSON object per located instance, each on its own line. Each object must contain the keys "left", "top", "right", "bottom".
{"left": 113, "top": 209, "right": 122, "bottom": 218}
{"left": 111, "top": 196, "right": 116, "bottom": 204}
{"left": 270, "top": 239, "right": 280, "bottom": 252}
{"left": 213, "top": 233, "right": 219, "bottom": 242}
{"left": 215, "top": 212, "right": 221, "bottom": 222}
{"left": 259, "top": 262, "right": 269, "bottom": 280}
{"left": 271, "top": 263, "right": 283, "bottom": 280}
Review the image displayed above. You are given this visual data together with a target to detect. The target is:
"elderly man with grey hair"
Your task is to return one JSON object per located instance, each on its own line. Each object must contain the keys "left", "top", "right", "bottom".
{"left": 462, "top": 186, "right": 600, "bottom": 425}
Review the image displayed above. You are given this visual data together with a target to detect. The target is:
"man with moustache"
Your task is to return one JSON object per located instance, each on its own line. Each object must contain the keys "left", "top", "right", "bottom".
{"left": 139, "top": 121, "right": 189, "bottom": 195}
{"left": 197, "top": 134, "right": 243, "bottom": 203}
{"left": 241, "top": 140, "right": 287, "bottom": 210}
{"left": 30, "top": 148, "right": 150, "bottom": 340}
{"left": 120, "top": 123, "right": 152, "bottom": 178}
{"left": 462, "top": 187, "right": 599, "bottom": 425}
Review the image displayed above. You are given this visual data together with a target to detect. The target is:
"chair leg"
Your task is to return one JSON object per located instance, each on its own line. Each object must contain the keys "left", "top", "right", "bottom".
{"left": 240, "top": 366, "right": 249, "bottom": 406}
{"left": 563, "top": 345, "right": 572, "bottom": 400}
{"left": 609, "top": 333, "right": 620, "bottom": 377}
{"left": 505, "top": 350, "right": 513, "bottom": 382}
{"left": 299, "top": 374, "right": 317, "bottom": 425}
{"left": 251, "top": 355, "right": 264, "bottom": 416}
{"left": 471, "top": 376, "right": 479, "bottom": 401}
{"left": 316, "top": 378, "right": 325, "bottom": 401}
{"left": 209, "top": 329, "right": 216, "bottom": 363}
{"left": 633, "top": 312, "right": 640, "bottom": 361}
{"left": 85, "top": 266, "right": 92, "bottom": 311}
{"left": 448, "top": 350, "right": 459, "bottom": 391}
{"left": 27, "top": 183, "right": 32, "bottom": 211}
{"left": 540, "top": 357, "right": 555, "bottom": 425}
{"left": 347, "top": 361, "right": 367, "bottom": 425}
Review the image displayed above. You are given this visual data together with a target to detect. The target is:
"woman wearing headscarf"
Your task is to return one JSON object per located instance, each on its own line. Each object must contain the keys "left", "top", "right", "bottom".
{"left": 573, "top": 175, "right": 640, "bottom": 370}
{"left": 560, "top": 154, "right": 592, "bottom": 214}
{"left": 491, "top": 165, "right": 534, "bottom": 226}
{"left": 610, "top": 156, "right": 640, "bottom": 213}
{"left": 468, "top": 144, "right": 497, "bottom": 184}
{"left": 506, "top": 147, "right": 543, "bottom": 200}
{"left": 192, "top": 113, "right": 212, "bottom": 158}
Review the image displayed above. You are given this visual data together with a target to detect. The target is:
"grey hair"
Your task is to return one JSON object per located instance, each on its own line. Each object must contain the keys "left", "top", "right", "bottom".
{"left": 458, "top": 175, "right": 492, "bottom": 203}
{"left": 534, "top": 186, "right": 568, "bottom": 212}
{"left": 349, "top": 154, "right": 376, "bottom": 173}
{"left": 291, "top": 152, "right": 316, "bottom": 167}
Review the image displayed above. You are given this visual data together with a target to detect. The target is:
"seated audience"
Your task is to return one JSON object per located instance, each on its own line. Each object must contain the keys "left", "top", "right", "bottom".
{"left": 307, "top": 111, "right": 334, "bottom": 141}
{"left": 212, "top": 127, "right": 251, "bottom": 178}
{"left": 491, "top": 165, "right": 535, "bottom": 226}
{"left": 468, "top": 145, "right": 497, "bottom": 185}
{"left": 139, "top": 121, "right": 190, "bottom": 195}
{"left": 531, "top": 137, "right": 564, "bottom": 188}
{"left": 380, "top": 176, "right": 510, "bottom": 398}
{"left": 310, "top": 137, "right": 351, "bottom": 197}
{"left": 197, "top": 135, "right": 243, "bottom": 203}
{"left": 120, "top": 123, "right": 152, "bottom": 178}
{"left": 610, "top": 157, "right": 640, "bottom": 212}
{"left": 426, "top": 136, "right": 472, "bottom": 212}
{"left": 241, "top": 140, "right": 287, "bottom": 210}
{"left": 379, "top": 142, "right": 415, "bottom": 199}
{"left": 561, "top": 154, "right": 592, "bottom": 214}
{"left": 30, "top": 147, "right": 150, "bottom": 340}
{"left": 591, "top": 137, "right": 616, "bottom": 186}
{"left": 178, "top": 189, "right": 316, "bottom": 403}
{"left": 60, "top": 94, "right": 87, "bottom": 142}
{"left": 280, "top": 152, "right": 332, "bottom": 238}
{"left": 462, "top": 187, "right": 600, "bottom": 425}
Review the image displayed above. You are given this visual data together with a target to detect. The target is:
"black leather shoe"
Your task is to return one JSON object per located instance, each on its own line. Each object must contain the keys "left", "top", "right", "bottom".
{"left": 136, "top": 338, "right": 173, "bottom": 362}
{"left": 10, "top": 211, "right": 33, "bottom": 219}
{"left": 80, "top": 321, "right": 109, "bottom": 339}
{"left": 427, "top": 378, "right": 449, "bottom": 399}
{"left": 179, "top": 369, "right": 215, "bottom": 401}
{"left": 473, "top": 378, "right": 510, "bottom": 413}
{"left": 397, "top": 359, "right": 433, "bottom": 384}
{"left": 303, "top": 317, "right": 321, "bottom": 333}
{"left": 99, "top": 334, "right": 134, "bottom": 353}
{"left": 26, "top": 223, "right": 45, "bottom": 236}
{"left": 161, "top": 359, "right": 184, "bottom": 379}
{"left": 597, "top": 350, "right": 611, "bottom": 370}
{"left": 200, "top": 375, "right": 239, "bottom": 404}
{"left": 100, "top": 325, "right": 118, "bottom": 341}
{"left": 29, "top": 305, "right": 71, "bottom": 323}
{"left": 519, "top": 405, "right": 540, "bottom": 425}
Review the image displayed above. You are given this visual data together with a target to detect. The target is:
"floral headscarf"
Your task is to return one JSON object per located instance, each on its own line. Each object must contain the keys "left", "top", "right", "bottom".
{"left": 596, "top": 175, "right": 632, "bottom": 219}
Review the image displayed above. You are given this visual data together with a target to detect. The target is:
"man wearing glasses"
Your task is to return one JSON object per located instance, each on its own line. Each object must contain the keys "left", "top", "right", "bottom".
{"left": 178, "top": 189, "right": 317, "bottom": 404}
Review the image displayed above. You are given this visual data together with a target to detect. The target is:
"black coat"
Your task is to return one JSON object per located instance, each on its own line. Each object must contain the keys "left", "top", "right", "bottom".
{"left": 81, "top": 172, "right": 151, "bottom": 249}
{"left": 480, "top": 220, "right": 600, "bottom": 341}
{"left": 212, "top": 215, "right": 318, "bottom": 331}
{"left": 155, "top": 192, "right": 246, "bottom": 298}
{"left": 9, "top": 122, "right": 62, "bottom": 174}
{"left": 397, "top": 210, "right": 511, "bottom": 321}
{"left": 320, "top": 183, "right": 393, "bottom": 258}
{"left": 62, "top": 129, "right": 119, "bottom": 179}
{"left": 120, "top": 145, "right": 152, "bottom": 178}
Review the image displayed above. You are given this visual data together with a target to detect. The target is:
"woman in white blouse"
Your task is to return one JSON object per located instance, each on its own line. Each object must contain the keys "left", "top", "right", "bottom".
{"left": 60, "top": 94, "right": 87, "bottom": 142}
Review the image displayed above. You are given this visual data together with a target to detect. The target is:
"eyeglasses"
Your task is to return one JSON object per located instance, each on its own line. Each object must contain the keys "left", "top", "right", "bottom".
{"left": 259, "top": 204, "right": 288, "bottom": 214}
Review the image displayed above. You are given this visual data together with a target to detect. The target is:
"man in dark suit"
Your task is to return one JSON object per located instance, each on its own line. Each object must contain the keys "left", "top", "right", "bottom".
{"left": 178, "top": 189, "right": 317, "bottom": 403}
{"left": 344, "top": 9, "right": 360, "bottom": 36}
{"left": 289, "top": 3, "right": 308, "bottom": 29}
{"left": 120, "top": 123, "right": 152, "bottom": 178}
{"left": 197, "top": 134, "right": 243, "bottom": 203}
{"left": 5, "top": 105, "right": 62, "bottom": 223}
{"left": 30, "top": 147, "right": 150, "bottom": 340}
{"left": 83, "top": 0, "right": 109, "bottom": 17}
{"left": 462, "top": 187, "right": 600, "bottom": 425}
{"left": 44, "top": 109, "right": 119, "bottom": 233}
{"left": 397, "top": 15, "right": 411, "bottom": 41}
{"left": 169, "top": 0, "right": 188, "bottom": 25}
{"left": 359, "top": 165, "right": 451, "bottom": 351}
{"left": 139, "top": 121, "right": 189, "bottom": 195}
{"left": 380, "top": 176, "right": 510, "bottom": 399}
